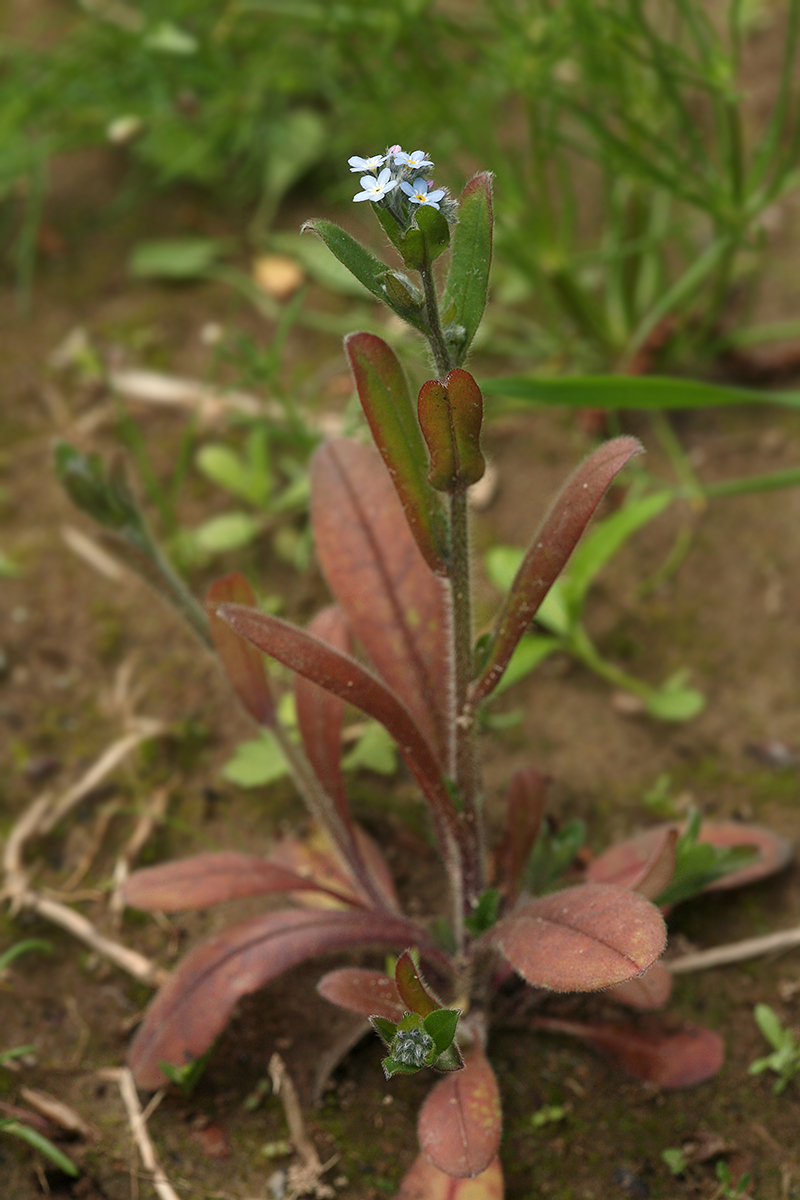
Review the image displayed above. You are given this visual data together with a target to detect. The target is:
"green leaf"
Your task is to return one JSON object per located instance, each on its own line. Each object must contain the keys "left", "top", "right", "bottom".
{"left": 0, "top": 1121, "right": 78, "bottom": 1176}
{"left": 490, "top": 634, "right": 560, "bottom": 696}
{"left": 303, "top": 220, "right": 426, "bottom": 332}
{"left": 381, "top": 1055, "right": 424, "bottom": 1078}
{"left": 261, "top": 109, "right": 326, "bottom": 215}
{"left": 422, "top": 1008, "right": 460, "bottom": 1055}
{"left": 370, "top": 1016, "right": 399, "bottom": 1048}
{"left": 192, "top": 512, "right": 263, "bottom": 554}
{"left": 644, "top": 673, "right": 705, "bottom": 722}
{"left": 0, "top": 940, "right": 52, "bottom": 973}
{"left": 341, "top": 722, "right": 398, "bottom": 775}
{"left": 221, "top": 730, "right": 290, "bottom": 787}
{"left": 464, "top": 888, "right": 501, "bottom": 935}
{"left": 196, "top": 442, "right": 271, "bottom": 508}
{"left": 481, "top": 373, "right": 800, "bottom": 413}
{"left": 441, "top": 172, "right": 493, "bottom": 364}
{"left": 399, "top": 204, "right": 450, "bottom": 271}
{"left": 565, "top": 492, "right": 674, "bottom": 607}
{"left": 128, "top": 238, "right": 227, "bottom": 280}
{"left": 754, "top": 1004, "right": 785, "bottom": 1050}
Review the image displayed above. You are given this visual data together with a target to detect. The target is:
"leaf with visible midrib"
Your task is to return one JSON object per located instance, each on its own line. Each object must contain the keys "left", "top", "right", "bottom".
{"left": 128, "top": 909, "right": 427, "bottom": 1089}
{"left": 311, "top": 439, "right": 451, "bottom": 770}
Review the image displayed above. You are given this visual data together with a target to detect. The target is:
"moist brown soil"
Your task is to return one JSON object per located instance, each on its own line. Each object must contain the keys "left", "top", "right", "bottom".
{"left": 2, "top": 145, "right": 800, "bottom": 1200}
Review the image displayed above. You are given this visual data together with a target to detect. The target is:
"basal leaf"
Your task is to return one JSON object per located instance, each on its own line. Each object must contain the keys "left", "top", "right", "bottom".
{"left": 316, "top": 967, "right": 406, "bottom": 1022}
{"left": 123, "top": 852, "right": 360, "bottom": 911}
{"left": 311, "top": 439, "right": 451, "bottom": 769}
{"left": 492, "top": 882, "right": 666, "bottom": 992}
{"left": 531, "top": 1015, "right": 724, "bottom": 1089}
{"left": 472, "top": 437, "right": 642, "bottom": 704}
{"left": 441, "top": 173, "right": 494, "bottom": 365}
{"left": 418, "top": 1048, "right": 501, "bottom": 1179}
{"left": 206, "top": 573, "right": 275, "bottom": 726}
{"left": 128, "top": 909, "right": 426, "bottom": 1089}
{"left": 344, "top": 333, "right": 447, "bottom": 573}
{"left": 606, "top": 961, "right": 674, "bottom": 1011}
{"left": 397, "top": 1153, "right": 503, "bottom": 1200}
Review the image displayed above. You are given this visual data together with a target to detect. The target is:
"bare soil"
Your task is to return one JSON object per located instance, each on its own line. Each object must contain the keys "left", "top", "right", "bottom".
{"left": 2, "top": 148, "right": 800, "bottom": 1200}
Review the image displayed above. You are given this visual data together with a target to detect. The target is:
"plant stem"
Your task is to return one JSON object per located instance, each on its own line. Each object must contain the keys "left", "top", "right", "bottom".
{"left": 448, "top": 485, "right": 484, "bottom": 915}
{"left": 419, "top": 260, "right": 485, "bottom": 945}
{"left": 420, "top": 261, "right": 452, "bottom": 380}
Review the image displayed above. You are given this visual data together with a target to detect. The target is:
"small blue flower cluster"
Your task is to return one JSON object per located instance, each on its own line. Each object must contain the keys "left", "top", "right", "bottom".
{"left": 391, "top": 1026, "right": 434, "bottom": 1068}
{"left": 348, "top": 145, "right": 456, "bottom": 225}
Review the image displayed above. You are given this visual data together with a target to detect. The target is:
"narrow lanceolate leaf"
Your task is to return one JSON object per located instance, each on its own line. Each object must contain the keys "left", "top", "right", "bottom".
{"left": 206, "top": 573, "right": 275, "bottom": 726}
{"left": 418, "top": 371, "right": 486, "bottom": 492}
{"left": 316, "top": 967, "right": 406, "bottom": 1022}
{"left": 268, "top": 828, "right": 400, "bottom": 912}
{"left": 217, "top": 603, "right": 460, "bottom": 854}
{"left": 418, "top": 1048, "right": 501, "bottom": 1179}
{"left": 311, "top": 440, "right": 451, "bottom": 769}
{"left": 472, "top": 436, "right": 642, "bottom": 703}
{"left": 395, "top": 949, "right": 441, "bottom": 1017}
{"left": 397, "top": 1153, "right": 503, "bottom": 1200}
{"left": 128, "top": 909, "right": 427, "bottom": 1089}
{"left": 440, "top": 172, "right": 494, "bottom": 366}
{"left": 294, "top": 605, "right": 353, "bottom": 833}
{"left": 493, "top": 767, "right": 546, "bottom": 903}
{"left": 123, "top": 852, "right": 362, "bottom": 912}
{"left": 302, "top": 218, "right": 427, "bottom": 333}
{"left": 530, "top": 1016, "right": 724, "bottom": 1089}
{"left": 491, "top": 882, "right": 666, "bottom": 992}
{"left": 345, "top": 333, "right": 447, "bottom": 573}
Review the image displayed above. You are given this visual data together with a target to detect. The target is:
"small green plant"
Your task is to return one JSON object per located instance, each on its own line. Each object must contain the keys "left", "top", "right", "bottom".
{"left": 484, "top": 488, "right": 704, "bottom": 719}
{"left": 714, "top": 1161, "right": 753, "bottom": 1199}
{"left": 662, "top": 1146, "right": 688, "bottom": 1176}
{"left": 749, "top": 1003, "right": 800, "bottom": 1093}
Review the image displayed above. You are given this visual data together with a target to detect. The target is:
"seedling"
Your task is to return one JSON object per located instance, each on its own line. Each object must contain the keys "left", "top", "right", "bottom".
{"left": 749, "top": 1004, "right": 800, "bottom": 1094}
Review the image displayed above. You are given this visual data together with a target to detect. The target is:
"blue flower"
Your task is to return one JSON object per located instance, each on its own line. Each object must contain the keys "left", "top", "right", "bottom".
{"left": 394, "top": 149, "right": 433, "bottom": 170}
{"left": 353, "top": 168, "right": 398, "bottom": 203}
{"left": 400, "top": 178, "right": 446, "bottom": 210}
{"left": 348, "top": 153, "right": 386, "bottom": 174}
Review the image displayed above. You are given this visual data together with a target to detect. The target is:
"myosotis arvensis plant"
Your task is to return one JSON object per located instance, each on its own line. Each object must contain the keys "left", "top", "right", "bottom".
{"left": 119, "top": 147, "right": 675, "bottom": 1192}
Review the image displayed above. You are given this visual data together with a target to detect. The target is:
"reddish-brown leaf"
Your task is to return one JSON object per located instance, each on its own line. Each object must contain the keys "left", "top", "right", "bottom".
{"left": 217, "top": 602, "right": 460, "bottom": 857}
{"left": 531, "top": 1015, "right": 724, "bottom": 1089}
{"left": 206, "top": 573, "right": 274, "bottom": 726}
{"left": 344, "top": 332, "right": 447, "bottom": 575}
{"left": 316, "top": 967, "right": 406, "bottom": 1021}
{"left": 586, "top": 820, "right": 792, "bottom": 897}
{"left": 128, "top": 908, "right": 426, "bottom": 1089}
{"left": 606, "top": 961, "right": 674, "bottom": 1010}
{"left": 397, "top": 1153, "right": 503, "bottom": 1200}
{"left": 311, "top": 439, "right": 451, "bottom": 770}
{"left": 492, "top": 768, "right": 546, "bottom": 901}
{"left": 418, "top": 1048, "right": 502, "bottom": 1179}
{"left": 491, "top": 882, "right": 666, "bottom": 992}
{"left": 123, "top": 852, "right": 361, "bottom": 912}
{"left": 472, "top": 437, "right": 642, "bottom": 703}
{"left": 294, "top": 605, "right": 353, "bottom": 833}
{"left": 268, "top": 829, "right": 399, "bottom": 911}
{"left": 395, "top": 949, "right": 442, "bottom": 1017}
